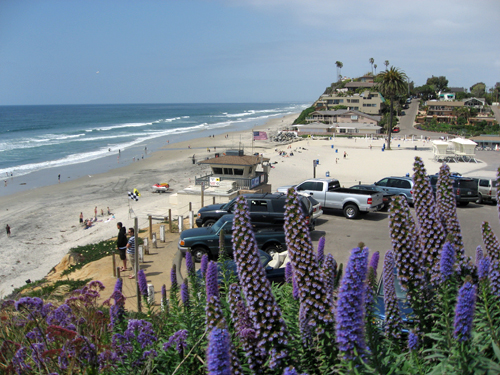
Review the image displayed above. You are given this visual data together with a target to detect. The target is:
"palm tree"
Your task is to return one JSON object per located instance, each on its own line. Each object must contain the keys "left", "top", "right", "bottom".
{"left": 376, "top": 66, "right": 408, "bottom": 150}
{"left": 384, "top": 60, "right": 390, "bottom": 69}
{"left": 335, "top": 61, "right": 343, "bottom": 81}
{"left": 369, "top": 58, "right": 374, "bottom": 75}
{"left": 374, "top": 64, "right": 378, "bottom": 75}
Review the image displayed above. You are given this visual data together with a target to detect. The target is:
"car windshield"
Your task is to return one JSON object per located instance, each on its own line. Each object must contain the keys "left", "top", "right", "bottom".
{"left": 211, "top": 218, "right": 228, "bottom": 233}
{"left": 222, "top": 199, "right": 236, "bottom": 211}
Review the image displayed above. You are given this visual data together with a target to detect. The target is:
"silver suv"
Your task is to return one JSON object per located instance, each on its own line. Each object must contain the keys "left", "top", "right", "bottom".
{"left": 475, "top": 177, "right": 497, "bottom": 204}
{"left": 374, "top": 177, "right": 414, "bottom": 205}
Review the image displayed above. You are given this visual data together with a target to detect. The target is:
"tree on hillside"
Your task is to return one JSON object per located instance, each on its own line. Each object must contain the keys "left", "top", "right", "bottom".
{"left": 374, "top": 64, "right": 378, "bottom": 75}
{"left": 426, "top": 76, "right": 449, "bottom": 92}
{"left": 335, "top": 61, "right": 343, "bottom": 81}
{"left": 376, "top": 66, "right": 408, "bottom": 150}
{"left": 415, "top": 85, "right": 437, "bottom": 100}
{"left": 470, "top": 82, "right": 486, "bottom": 97}
{"left": 384, "top": 60, "right": 390, "bottom": 69}
{"left": 369, "top": 58, "right": 374, "bottom": 75}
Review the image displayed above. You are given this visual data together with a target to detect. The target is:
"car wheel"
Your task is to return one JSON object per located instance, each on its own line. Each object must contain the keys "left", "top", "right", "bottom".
{"left": 191, "top": 246, "right": 209, "bottom": 263}
{"left": 203, "top": 219, "right": 216, "bottom": 227}
{"left": 343, "top": 204, "right": 359, "bottom": 219}
{"left": 264, "top": 245, "right": 281, "bottom": 258}
{"left": 476, "top": 193, "right": 483, "bottom": 204}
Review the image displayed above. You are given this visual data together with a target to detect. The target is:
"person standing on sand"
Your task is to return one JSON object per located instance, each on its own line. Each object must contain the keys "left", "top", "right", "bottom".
{"left": 107, "top": 207, "right": 111, "bottom": 215}
{"left": 94, "top": 206, "right": 97, "bottom": 220}
{"left": 126, "top": 228, "right": 136, "bottom": 278}
{"left": 6, "top": 224, "right": 11, "bottom": 237}
{"left": 58, "top": 174, "right": 61, "bottom": 183}
{"left": 117, "top": 222, "right": 128, "bottom": 271}
{"left": 79, "top": 212, "right": 83, "bottom": 224}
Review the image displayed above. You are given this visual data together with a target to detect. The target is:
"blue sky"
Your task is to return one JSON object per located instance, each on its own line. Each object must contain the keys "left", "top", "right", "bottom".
{"left": 1, "top": 0, "right": 499, "bottom": 105}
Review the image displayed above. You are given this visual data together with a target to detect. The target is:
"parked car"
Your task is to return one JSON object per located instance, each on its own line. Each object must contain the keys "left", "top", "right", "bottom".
{"left": 392, "top": 127, "right": 400, "bottom": 133}
{"left": 196, "top": 250, "right": 285, "bottom": 284}
{"left": 429, "top": 174, "right": 479, "bottom": 206}
{"left": 277, "top": 178, "right": 384, "bottom": 220}
{"left": 474, "top": 177, "right": 497, "bottom": 204}
{"left": 374, "top": 177, "right": 414, "bottom": 205}
{"left": 349, "top": 184, "right": 395, "bottom": 210}
{"left": 196, "top": 193, "right": 315, "bottom": 231}
{"left": 179, "top": 214, "right": 288, "bottom": 261}
{"left": 300, "top": 193, "right": 323, "bottom": 221}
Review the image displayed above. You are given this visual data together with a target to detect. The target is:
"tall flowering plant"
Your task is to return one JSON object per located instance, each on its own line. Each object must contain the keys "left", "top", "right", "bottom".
{"left": 336, "top": 245, "right": 368, "bottom": 362}
{"left": 283, "top": 188, "right": 336, "bottom": 364}
{"left": 232, "top": 195, "right": 289, "bottom": 369}
{"left": 435, "top": 164, "right": 471, "bottom": 274}
{"left": 412, "top": 156, "right": 447, "bottom": 285}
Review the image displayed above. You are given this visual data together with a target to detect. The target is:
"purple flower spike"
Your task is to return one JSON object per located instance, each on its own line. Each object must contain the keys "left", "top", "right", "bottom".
{"left": 285, "top": 262, "right": 293, "bottom": 284}
{"left": 336, "top": 246, "right": 369, "bottom": 359}
{"left": 206, "top": 261, "right": 219, "bottom": 301}
{"left": 490, "top": 260, "right": 500, "bottom": 297}
{"left": 316, "top": 236, "right": 326, "bottom": 265}
{"left": 185, "top": 251, "right": 195, "bottom": 276}
{"left": 435, "top": 163, "right": 470, "bottom": 274}
{"left": 201, "top": 254, "right": 209, "bottom": 278}
{"left": 388, "top": 195, "right": 424, "bottom": 293}
{"left": 322, "top": 253, "right": 337, "bottom": 305}
{"left": 482, "top": 222, "right": 500, "bottom": 264}
{"left": 114, "top": 277, "right": 123, "bottom": 293}
{"left": 170, "top": 264, "right": 178, "bottom": 289}
{"left": 232, "top": 195, "right": 289, "bottom": 369}
{"left": 181, "top": 280, "right": 189, "bottom": 307}
{"left": 412, "top": 157, "right": 447, "bottom": 284}
{"left": 453, "top": 279, "right": 477, "bottom": 342}
{"left": 478, "top": 257, "right": 490, "bottom": 280}
{"left": 137, "top": 269, "right": 148, "bottom": 297}
{"left": 408, "top": 331, "right": 419, "bottom": 351}
{"left": 207, "top": 327, "right": 232, "bottom": 375}
{"left": 283, "top": 188, "right": 334, "bottom": 342}
{"left": 440, "top": 242, "right": 456, "bottom": 282}
{"left": 283, "top": 366, "right": 308, "bottom": 375}
{"left": 476, "top": 246, "right": 484, "bottom": 265}
{"left": 383, "top": 250, "right": 403, "bottom": 340}
{"left": 369, "top": 251, "right": 380, "bottom": 274}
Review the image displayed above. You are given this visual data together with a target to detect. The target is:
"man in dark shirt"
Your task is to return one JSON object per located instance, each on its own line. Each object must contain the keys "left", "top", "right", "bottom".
{"left": 116, "top": 222, "right": 128, "bottom": 271}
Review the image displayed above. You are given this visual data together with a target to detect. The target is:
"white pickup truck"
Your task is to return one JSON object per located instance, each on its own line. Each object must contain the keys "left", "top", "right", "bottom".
{"left": 277, "top": 178, "right": 384, "bottom": 219}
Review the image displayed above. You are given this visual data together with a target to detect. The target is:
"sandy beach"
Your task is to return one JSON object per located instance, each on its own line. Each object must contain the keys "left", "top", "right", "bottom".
{"left": 0, "top": 113, "right": 497, "bottom": 297}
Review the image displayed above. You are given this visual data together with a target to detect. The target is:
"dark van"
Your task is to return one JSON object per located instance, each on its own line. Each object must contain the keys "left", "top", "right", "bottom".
{"left": 429, "top": 175, "right": 479, "bottom": 206}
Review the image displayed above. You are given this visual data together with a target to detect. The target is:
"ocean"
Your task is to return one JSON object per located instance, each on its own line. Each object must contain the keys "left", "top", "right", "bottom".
{"left": 0, "top": 103, "right": 308, "bottom": 196}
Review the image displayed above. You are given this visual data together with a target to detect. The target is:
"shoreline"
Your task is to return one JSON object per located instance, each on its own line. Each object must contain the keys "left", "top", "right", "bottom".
{"left": 0, "top": 113, "right": 297, "bottom": 296}
{"left": 1, "top": 111, "right": 498, "bottom": 296}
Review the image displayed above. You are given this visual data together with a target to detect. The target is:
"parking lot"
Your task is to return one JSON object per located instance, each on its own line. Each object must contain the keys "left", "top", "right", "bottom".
{"left": 309, "top": 201, "right": 499, "bottom": 272}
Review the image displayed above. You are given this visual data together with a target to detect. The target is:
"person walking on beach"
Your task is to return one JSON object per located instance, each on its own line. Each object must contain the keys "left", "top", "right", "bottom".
{"left": 126, "top": 228, "right": 136, "bottom": 278}
{"left": 117, "top": 222, "right": 128, "bottom": 272}
{"left": 6, "top": 224, "right": 11, "bottom": 237}
{"left": 79, "top": 212, "right": 83, "bottom": 224}
{"left": 94, "top": 206, "right": 97, "bottom": 220}
{"left": 343, "top": 151, "right": 347, "bottom": 159}
{"left": 58, "top": 174, "right": 61, "bottom": 183}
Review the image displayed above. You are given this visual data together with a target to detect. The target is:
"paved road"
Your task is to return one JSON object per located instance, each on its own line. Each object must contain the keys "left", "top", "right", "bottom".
{"left": 311, "top": 201, "right": 499, "bottom": 276}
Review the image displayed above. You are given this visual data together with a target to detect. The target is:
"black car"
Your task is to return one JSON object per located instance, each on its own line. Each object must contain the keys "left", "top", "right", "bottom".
{"left": 349, "top": 184, "right": 395, "bottom": 210}
{"left": 196, "top": 193, "right": 315, "bottom": 231}
{"left": 196, "top": 250, "right": 285, "bottom": 284}
{"left": 429, "top": 174, "right": 479, "bottom": 206}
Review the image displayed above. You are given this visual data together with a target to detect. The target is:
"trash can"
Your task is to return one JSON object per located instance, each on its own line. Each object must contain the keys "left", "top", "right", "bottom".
{"left": 336, "top": 149, "right": 338, "bottom": 153}
{"left": 326, "top": 171, "right": 330, "bottom": 177}
{"left": 316, "top": 159, "right": 319, "bottom": 165}
{"left": 331, "top": 145, "right": 334, "bottom": 149}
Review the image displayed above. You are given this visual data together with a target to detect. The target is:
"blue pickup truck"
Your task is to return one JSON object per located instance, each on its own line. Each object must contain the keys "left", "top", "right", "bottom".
{"left": 178, "top": 214, "right": 287, "bottom": 262}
